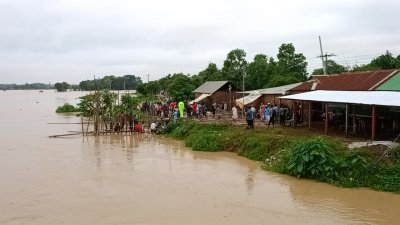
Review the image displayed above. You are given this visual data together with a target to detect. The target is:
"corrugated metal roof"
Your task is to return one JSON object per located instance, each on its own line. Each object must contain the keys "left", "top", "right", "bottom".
{"left": 193, "top": 81, "right": 229, "bottom": 94}
{"left": 236, "top": 92, "right": 262, "bottom": 108}
{"left": 258, "top": 82, "right": 303, "bottom": 95}
{"left": 189, "top": 93, "right": 210, "bottom": 104}
{"left": 377, "top": 73, "right": 400, "bottom": 91}
{"left": 280, "top": 90, "right": 400, "bottom": 107}
{"left": 289, "top": 69, "right": 398, "bottom": 92}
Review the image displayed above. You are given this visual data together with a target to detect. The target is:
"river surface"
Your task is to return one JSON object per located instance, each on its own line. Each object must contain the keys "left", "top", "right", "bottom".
{"left": 0, "top": 90, "right": 399, "bottom": 225}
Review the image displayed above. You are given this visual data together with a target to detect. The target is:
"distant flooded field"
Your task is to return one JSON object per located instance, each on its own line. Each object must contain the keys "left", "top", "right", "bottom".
{"left": 0, "top": 90, "right": 399, "bottom": 225}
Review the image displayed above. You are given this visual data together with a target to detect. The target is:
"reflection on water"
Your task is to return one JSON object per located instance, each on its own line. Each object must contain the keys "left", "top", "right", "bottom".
{"left": 0, "top": 90, "right": 400, "bottom": 225}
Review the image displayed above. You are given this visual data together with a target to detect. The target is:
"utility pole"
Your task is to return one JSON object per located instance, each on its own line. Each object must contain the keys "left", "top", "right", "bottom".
{"left": 147, "top": 74, "right": 150, "bottom": 83}
{"left": 317, "top": 36, "right": 336, "bottom": 75}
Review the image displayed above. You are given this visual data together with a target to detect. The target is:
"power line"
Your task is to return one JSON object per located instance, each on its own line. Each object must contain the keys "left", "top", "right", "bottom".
{"left": 317, "top": 36, "right": 336, "bottom": 75}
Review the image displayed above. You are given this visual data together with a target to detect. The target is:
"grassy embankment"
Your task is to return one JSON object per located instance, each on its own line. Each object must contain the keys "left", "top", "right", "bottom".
{"left": 162, "top": 119, "right": 400, "bottom": 193}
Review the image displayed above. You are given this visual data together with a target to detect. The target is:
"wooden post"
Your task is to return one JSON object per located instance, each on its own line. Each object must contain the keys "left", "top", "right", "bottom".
{"left": 81, "top": 117, "right": 84, "bottom": 136}
{"left": 308, "top": 101, "right": 311, "bottom": 131}
{"left": 325, "top": 103, "right": 328, "bottom": 135}
{"left": 345, "top": 104, "right": 348, "bottom": 138}
{"left": 292, "top": 101, "right": 295, "bottom": 127}
{"left": 372, "top": 105, "right": 376, "bottom": 141}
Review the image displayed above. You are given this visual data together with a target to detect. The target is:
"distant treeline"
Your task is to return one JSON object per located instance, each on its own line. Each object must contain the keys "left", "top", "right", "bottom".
{"left": 0, "top": 83, "right": 52, "bottom": 90}
{"left": 79, "top": 75, "right": 143, "bottom": 91}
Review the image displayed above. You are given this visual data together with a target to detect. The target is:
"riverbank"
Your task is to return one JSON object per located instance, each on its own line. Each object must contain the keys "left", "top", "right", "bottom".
{"left": 162, "top": 119, "right": 400, "bottom": 193}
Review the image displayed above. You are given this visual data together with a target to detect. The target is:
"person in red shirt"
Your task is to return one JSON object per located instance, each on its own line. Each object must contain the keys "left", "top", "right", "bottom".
{"left": 134, "top": 121, "right": 142, "bottom": 133}
{"left": 193, "top": 102, "right": 197, "bottom": 118}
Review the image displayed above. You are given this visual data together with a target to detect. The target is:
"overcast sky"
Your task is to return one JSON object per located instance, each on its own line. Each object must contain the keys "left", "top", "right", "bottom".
{"left": 1, "top": 0, "right": 399, "bottom": 84}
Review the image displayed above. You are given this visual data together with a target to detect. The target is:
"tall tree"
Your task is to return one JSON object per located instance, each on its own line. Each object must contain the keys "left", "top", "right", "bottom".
{"left": 276, "top": 43, "right": 308, "bottom": 81}
{"left": 167, "top": 73, "right": 195, "bottom": 101}
{"left": 198, "top": 62, "right": 222, "bottom": 82}
{"left": 397, "top": 55, "right": 400, "bottom": 68}
{"left": 312, "top": 60, "right": 348, "bottom": 75}
{"left": 246, "top": 54, "right": 276, "bottom": 90}
{"left": 370, "top": 51, "right": 398, "bottom": 69}
{"left": 221, "top": 49, "right": 248, "bottom": 90}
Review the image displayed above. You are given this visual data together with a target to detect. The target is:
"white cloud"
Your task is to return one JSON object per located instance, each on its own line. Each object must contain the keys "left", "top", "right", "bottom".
{"left": 0, "top": 0, "right": 399, "bottom": 84}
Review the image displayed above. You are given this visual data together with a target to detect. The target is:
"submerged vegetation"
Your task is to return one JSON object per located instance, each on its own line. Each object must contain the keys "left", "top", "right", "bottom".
{"left": 55, "top": 103, "right": 80, "bottom": 113}
{"left": 163, "top": 120, "right": 400, "bottom": 193}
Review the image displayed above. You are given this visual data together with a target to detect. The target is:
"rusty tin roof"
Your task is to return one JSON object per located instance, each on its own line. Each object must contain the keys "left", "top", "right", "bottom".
{"left": 289, "top": 69, "right": 398, "bottom": 92}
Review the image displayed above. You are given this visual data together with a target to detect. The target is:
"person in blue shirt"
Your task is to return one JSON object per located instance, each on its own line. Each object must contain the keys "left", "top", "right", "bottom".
{"left": 173, "top": 109, "right": 178, "bottom": 122}
{"left": 264, "top": 103, "right": 271, "bottom": 127}
{"left": 245, "top": 107, "right": 254, "bottom": 129}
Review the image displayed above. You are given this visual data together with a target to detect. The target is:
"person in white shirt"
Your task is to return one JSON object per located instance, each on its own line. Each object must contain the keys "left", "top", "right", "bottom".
{"left": 232, "top": 105, "right": 238, "bottom": 123}
{"left": 150, "top": 121, "right": 157, "bottom": 133}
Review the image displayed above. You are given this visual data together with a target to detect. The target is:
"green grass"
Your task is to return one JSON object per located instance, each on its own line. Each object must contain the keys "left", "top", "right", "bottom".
{"left": 162, "top": 120, "right": 400, "bottom": 193}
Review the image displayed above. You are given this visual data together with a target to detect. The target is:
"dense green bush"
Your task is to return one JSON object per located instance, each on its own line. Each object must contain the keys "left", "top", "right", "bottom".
{"left": 56, "top": 103, "right": 80, "bottom": 113}
{"left": 162, "top": 120, "right": 400, "bottom": 193}
{"left": 283, "top": 137, "right": 341, "bottom": 180}
{"left": 162, "top": 120, "right": 182, "bottom": 134}
{"left": 371, "top": 163, "right": 400, "bottom": 192}
{"left": 238, "top": 134, "right": 289, "bottom": 161}
{"left": 393, "top": 146, "right": 400, "bottom": 163}
{"left": 169, "top": 120, "right": 196, "bottom": 139}
{"left": 185, "top": 130, "right": 222, "bottom": 151}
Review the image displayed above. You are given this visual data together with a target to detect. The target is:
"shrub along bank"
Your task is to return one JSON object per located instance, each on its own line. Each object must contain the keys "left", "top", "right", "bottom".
{"left": 162, "top": 120, "right": 400, "bottom": 193}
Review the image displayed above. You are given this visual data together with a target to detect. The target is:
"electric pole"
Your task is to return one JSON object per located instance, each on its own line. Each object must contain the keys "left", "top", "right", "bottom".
{"left": 317, "top": 36, "right": 336, "bottom": 75}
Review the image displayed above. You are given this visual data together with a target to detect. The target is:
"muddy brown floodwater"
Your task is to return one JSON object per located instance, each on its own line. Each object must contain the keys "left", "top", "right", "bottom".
{"left": 0, "top": 90, "right": 400, "bottom": 225}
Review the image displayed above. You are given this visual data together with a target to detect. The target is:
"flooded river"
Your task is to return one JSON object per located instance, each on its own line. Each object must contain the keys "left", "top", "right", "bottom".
{"left": 0, "top": 90, "right": 399, "bottom": 225}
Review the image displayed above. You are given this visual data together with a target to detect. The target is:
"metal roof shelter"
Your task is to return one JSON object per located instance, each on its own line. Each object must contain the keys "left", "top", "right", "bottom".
{"left": 289, "top": 69, "right": 398, "bottom": 93}
{"left": 235, "top": 92, "right": 262, "bottom": 108}
{"left": 189, "top": 93, "right": 210, "bottom": 104}
{"left": 193, "top": 81, "right": 230, "bottom": 94}
{"left": 258, "top": 82, "right": 303, "bottom": 95}
{"left": 280, "top": 90, "right": 400, "bottom": 140}
{"left": 280, "top": 90, "right": 400, "bottom": 107}
{"left": 377, "top": 73, "right": 400, "bottom": 91}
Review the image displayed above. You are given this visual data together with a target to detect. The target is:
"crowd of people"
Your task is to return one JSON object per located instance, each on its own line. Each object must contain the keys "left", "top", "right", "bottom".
{"left": 110, "top": 100, "right": 294, "bottom": 134}
{"left": 244, "top": 103, "right": 292, "bottom": 129}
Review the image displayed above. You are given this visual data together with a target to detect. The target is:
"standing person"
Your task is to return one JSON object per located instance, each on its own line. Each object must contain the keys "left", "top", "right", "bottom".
{"left": 264, "top": 104, "right": 271, "bottom": 127}
{"left": 250, "top": 105, "right": 256, "bottom": 127}
{"left": 178, "top": 100, "right": 185, "bottom": 118}
{"left": 193, "top": 102, "right": 197, "bottom": 118}
{"left": 260, "top": 104, "right": 265, "bottom": 121}
{"left": 269, "top": 104, "right": 277, "bottom": 127}
{"left": 203, "top": 104, "right": 208, "bottom": 118}
{"left": 279, "top": 104, "right": 286, "bottom": 126}
{"left": 212, "top": 102, "right": 217, "bottom": 117}
{"left": 173, "top": 109, "right": 178, "bottom": 122}
{"left": 198, "top": 103, "right": 203, "bottom": 119}
{"left": 273, "top": 104, "right": 279, "bottom": 124}
{"left": 232, "top": 104, "right": 238, "bottom": 123}
{"left": 150, "top": 121, "right": 157, "bottom": 133}
{"left": 245, "top": 107, "right": 254, "bottom": 129}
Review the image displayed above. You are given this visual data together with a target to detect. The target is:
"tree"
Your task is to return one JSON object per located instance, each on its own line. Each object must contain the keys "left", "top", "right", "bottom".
{"left": 221, "top": 49, "right": 248, "bottom": 89}
{"left": 167, "top": 73, "right": 195, "bottom": 101}
{"left": 312, "top": 60, "right": 348, "bottom": 75}
{"left": 54, "top": 82, "right": 70, "bottom": 92}
{"left": 276, "top": 43, "right": 308, "bottom": 81}
{"left": 370, "top": 51, "right": 398, "bottom": 69}
{"left": 266, "top": 75, "right": 299, "bottom": 88}
{"left": 246, "top": 54, "right": 277, "bottom": 90}
{"left": 397, "top": 55, "right": 400, "bottom": 68}
{"left": 136, "top": 80, "right": 160, "bottom": 96}
{"left": 198, "top": 62, "right": 222, "bottom": 82}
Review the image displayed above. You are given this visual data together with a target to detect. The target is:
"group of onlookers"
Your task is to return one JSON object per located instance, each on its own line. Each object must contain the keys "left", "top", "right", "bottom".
{"left": 244, "top": 103, "right": 292, "bottom": 129}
